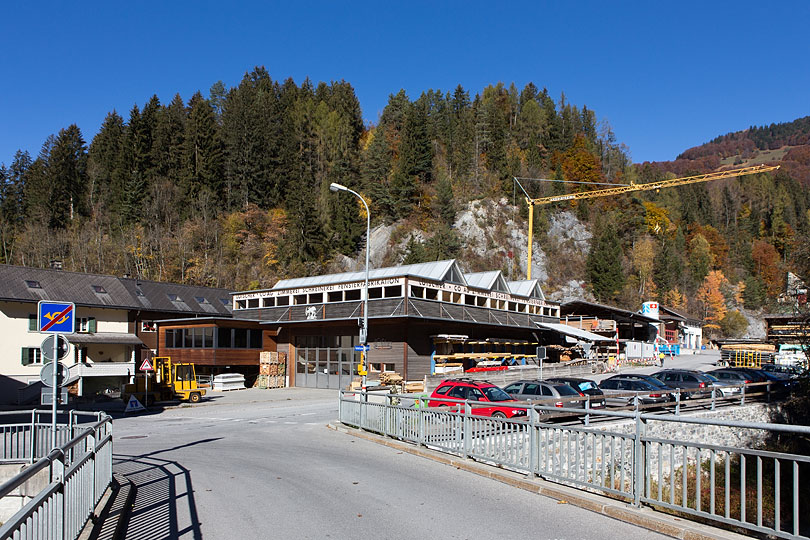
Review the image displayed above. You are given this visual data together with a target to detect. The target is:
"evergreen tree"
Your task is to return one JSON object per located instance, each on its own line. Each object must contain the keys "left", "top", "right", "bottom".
{"left": 586, "top": 220, "right": 625, "bottom": 301}
{"left": 87, "top": 111, "right": 126, "bottom": 218}
{"left": 398, "top": 96, "right": 433, "bottom": 183}
{"left": 435, "top": 175, "right": 455, "bottom": 226}
{"left": 184, "top": 92, "right": 224, "bottom": 206}
{"left": 47, "top": 124, "right": 88, "bottom": 227}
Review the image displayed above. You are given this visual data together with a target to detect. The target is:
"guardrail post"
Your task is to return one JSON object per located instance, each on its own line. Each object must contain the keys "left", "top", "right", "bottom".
{"left": 529, "top": 407, "right": 539, "bottom": 476}
{"left": 584, "top": 396, "right": 590, "bottom": 426}
{"left": 675, "top": 390, "right": 681, "bottom": 415}
{"left": 463, "top": 401, "right": 471, "bottom": 459}
{"left": 766, "top": 381, "right": 771, "bottom": 403}
{"left": 741, "top": 384, "right": 745, "bottom": 406}
{"left": 418, "top": 403, "right": 425, "bottom": 447}
{"left": 360, "top": 391, "right": 367, "bottom": 430}
{"left": 30, "top": 409, "right": 37, "bottom": 464}
{"left": 633, "top": 409, "right": 645, "bottom": 507}
{"left": 711, "top": 387, "right": 716, "bottom": 411}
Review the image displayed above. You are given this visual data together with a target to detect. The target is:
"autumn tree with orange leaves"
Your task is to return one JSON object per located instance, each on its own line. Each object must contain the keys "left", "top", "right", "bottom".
{"left": 697, "top": 270, "right": 729, "bottom": 336}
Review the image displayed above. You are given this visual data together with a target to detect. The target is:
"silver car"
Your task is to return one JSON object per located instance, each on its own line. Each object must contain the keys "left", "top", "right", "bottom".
{"left": 502, "top": 380, "right": 585, "bottom": 410}
{"left": 598, "top": 378, "right": 669, "bottom": 407}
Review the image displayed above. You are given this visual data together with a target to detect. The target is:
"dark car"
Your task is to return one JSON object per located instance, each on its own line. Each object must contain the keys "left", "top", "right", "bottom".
{"left": 545, "top": 377, "right": 606, "bottom": 408}
{"left": 761, "top": 363, "right": 805, "bottom": 379}
{"left": 598, "top": 377, "right": 669, "bottom": 406}
{"left": 428, "top": 379, "right": 528, "bottom": 418}
{"left": 502, "top": 380, "right": 585, "bottom": 410}
{"left": 604, "top": 373, "right": 674, "bottom": 400}
{"left": 650, "top": 369, "right": 714, "bottom": 399}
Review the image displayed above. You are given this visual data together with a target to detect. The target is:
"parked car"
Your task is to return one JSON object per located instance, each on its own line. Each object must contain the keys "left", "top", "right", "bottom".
{"left": 650, "top": 369, "right": 714, "bottom": 399}
{"left": 702, "top": 372, "right": 742, "bottom": 396}
{"left": 604, "top": 373, "right": 674, "bottom": 400}
{"left": 598, "top": 377, "right": 669, "bottom": 406}
{"left": 761, "top": 363, "right": 805, "bottom": 379}
{"left": 708, "top": 368, "right": 755, "bottom": 387}
{"left": 545, "top": 377, "right": 606, "bottom": 408}
{"left": 502, "top": 380, "right": 585, "bottom": 410}
{"left": 428, "top": 379, "right": 528, "bottom": 418}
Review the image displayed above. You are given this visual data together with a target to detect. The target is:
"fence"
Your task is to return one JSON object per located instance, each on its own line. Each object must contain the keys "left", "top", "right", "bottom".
{"left": 0, "top": 411, "right": 113, "bottom": 540}
{"left": 339, "top": 390, "right": 810, "bottom": 540}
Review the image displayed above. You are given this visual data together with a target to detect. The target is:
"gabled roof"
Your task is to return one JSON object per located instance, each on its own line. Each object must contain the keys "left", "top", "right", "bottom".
{"left": 507, "top": 279, "right": 546, "bottom": 301}
{"left": 658, "top": 305, "right": 702, "bottom": 325}
{"left": 464, "top": 271, "right": 510, "bottom": 293}
{"left": 263, "top": 259, "right": 468, "bottom": 292}
{"left": 0, "top": 265, "right": 134, "bottom": 308}
{"left": 0, "top": 264, "right": 233, "bottom": 316}
{"left": 119, "top": 278, "right": 233, "bottom": 315}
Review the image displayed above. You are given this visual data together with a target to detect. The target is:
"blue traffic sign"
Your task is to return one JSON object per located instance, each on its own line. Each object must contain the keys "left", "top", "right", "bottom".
{"left": 38, "top": 301, "right": 76, "bottom": 334}
{"left": 354, "top": 345, "right": 369, "bottom": 351}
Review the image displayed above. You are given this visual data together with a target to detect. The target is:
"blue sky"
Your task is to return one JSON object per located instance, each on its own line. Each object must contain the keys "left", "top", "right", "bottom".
{"left": 1, "top": 1, "right": 808, "bottom": 168}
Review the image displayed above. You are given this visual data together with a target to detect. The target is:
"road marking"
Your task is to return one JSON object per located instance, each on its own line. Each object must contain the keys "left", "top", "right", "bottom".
{"left": 284, "top": 421, "right": 297, "bottom": 425}
{"left": 300, "top": 412, "right": 316, "bottom": 416}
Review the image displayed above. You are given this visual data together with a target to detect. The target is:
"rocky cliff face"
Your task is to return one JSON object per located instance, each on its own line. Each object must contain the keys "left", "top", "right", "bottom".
{"left": 336, "top": 199, "right": 595, "bottom": 304}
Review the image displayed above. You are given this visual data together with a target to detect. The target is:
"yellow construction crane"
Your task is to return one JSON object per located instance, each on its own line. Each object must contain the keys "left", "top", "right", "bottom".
{"left": 516, "top": 163, "right": 781, "bottom": 279}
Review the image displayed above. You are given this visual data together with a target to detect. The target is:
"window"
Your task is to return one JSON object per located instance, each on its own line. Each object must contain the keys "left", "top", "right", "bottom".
{"left": 524, "top": 383, "right": 542, "bottom": 395}
{"left": 425, "top": 288, "right": 438, "bottom": 300}
{"left": 167, "top": 293, "right": 180, "bottom": 302}
{"left": 91, "top": 285, "right": 107, "bottom": 294}
{"left": 249, "top": 329, "right": 262, "bottom": 349}
{"left": 135, "top": 287, "right": 145, "bottom": 297}
{"left": 203, "top": 327, "right": 214, "bottom": 348}
{"left": 21, "top": 347, "right": 43, "bottom": 366}
{"left": 308, "top": 293, "right": 323, "bottom": 304}
{"left": 276, "top": 296, "right": 290, "bottom": 306}
{"left": 165, "top": 329, "right": 175, "bottom": 347}
{"left": 410, "top": 286, "right": 424, "bottom": 298}
{"left": 77, "top": 317, "right": 97, "bottom": 333}
{"left": 247, "top": 298, "right": 259, "bottom": 308}
{"left": 434, "top": 385, "right": 451, "bottom": 396}
{"left": 25, "top": 280, "right": 42, "bottom": 289}
{"left": 327, "top": 291, "right": 342, "bottom": 302}
{"left": 468, "top": 388, "right": 484, "bottom": 401}
{"left": 368, "top": 287, "right": 382, "bottom": 299}
{"left": 540, "top": 386, "right": 552, "bottom": 396}
{"left": 344, "top": 289, "right": 361, "bottom": 301}
{"left": 234, "top": 329, "right": 248, "bottom": 348}
{"left": 217, "top": 328, "right": 232, "bottom": 348}
{"left": 28, "top": 314, "right": 37, "bottom": 331}
{"left": 384, "top": 285, "right": 402, "bottom": 298}
{"left": 503, "top": 383, "right": 521, "bottom": 394}
{"left": 141, "top": 321, "right": 156, "bottom": 332}
{"left": 294, "top": 294, "right": 307, "bottom": 305}
{"left": 195, "top": 296, "right": 209, "bottom": 304}
{"left": 263, "top": 297, "right": 276, "bottom": 307}
{"left": 219, "top": 298, "right": 230, "bottom": 306}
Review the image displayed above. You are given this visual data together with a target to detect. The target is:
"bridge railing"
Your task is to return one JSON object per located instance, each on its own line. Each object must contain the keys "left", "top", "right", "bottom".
{"left": 0, "top": 412, "right": 113, "bottom": 540}
{"left": 339, "top": 390, "right": 810, "bottom": 540}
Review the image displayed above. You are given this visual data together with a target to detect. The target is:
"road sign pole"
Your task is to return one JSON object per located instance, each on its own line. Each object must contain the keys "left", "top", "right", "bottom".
{"left": 145, "top": 367, "right": 149, "bottom": 411}
{"left": 52, "top": 334, "right": 58, "bottom": 447}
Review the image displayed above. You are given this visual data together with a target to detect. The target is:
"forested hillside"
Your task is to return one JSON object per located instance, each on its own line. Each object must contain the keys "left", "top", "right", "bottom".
{"left": 1, "top": 67, "right": 807, "bottom": 337}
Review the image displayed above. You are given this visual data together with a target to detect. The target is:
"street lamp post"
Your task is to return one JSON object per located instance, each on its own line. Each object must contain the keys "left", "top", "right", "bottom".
{"left": 329, "top": 183, "right": 370, "bottom": 388}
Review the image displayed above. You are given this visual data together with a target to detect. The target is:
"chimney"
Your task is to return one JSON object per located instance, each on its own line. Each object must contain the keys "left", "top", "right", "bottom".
{"left": 50, "top": 260, "right": 63, "bottom": 270}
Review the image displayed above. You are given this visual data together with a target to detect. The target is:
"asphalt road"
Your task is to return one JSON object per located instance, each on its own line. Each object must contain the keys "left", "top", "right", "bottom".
{"left": 112, "top": 387, "right": 671, "bottom": 540}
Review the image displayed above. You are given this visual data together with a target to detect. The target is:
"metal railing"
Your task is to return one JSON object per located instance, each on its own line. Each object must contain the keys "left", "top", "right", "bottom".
{"left": 0, "top": 411, "right": 113, "bottom": 540}
{"left": 339, "top": 390, "right": 810, "bottom": 539}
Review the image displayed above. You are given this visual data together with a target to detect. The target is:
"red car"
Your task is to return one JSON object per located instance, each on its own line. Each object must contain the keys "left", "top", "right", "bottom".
{"left": 428, "top": 379, "right": 528, "bottom": 418}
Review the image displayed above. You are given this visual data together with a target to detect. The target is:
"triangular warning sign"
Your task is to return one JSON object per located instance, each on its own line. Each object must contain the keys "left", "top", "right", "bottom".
{"left": 140, "top": 358, "right": 154, "bottom": 371}
{"left": 125, "top": 395, "right": 145, "bottom": 412}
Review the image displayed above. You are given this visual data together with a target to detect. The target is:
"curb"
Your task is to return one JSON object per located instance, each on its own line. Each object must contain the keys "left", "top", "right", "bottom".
{"left": 79, "top": 473, "right": 135, "bottom": 540}
{"left": 327, "top": 423, "right": 751, "bottom": 540}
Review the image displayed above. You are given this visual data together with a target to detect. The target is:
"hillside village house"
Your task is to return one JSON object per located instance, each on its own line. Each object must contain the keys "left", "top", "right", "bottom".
{"left": 0, "top": 264, "right": 232, "bottom": 405}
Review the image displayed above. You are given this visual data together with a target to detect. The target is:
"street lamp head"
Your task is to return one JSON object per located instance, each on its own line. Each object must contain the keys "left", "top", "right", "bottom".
{"left": 329, "top": 182, "right": 348, "bottom": 193}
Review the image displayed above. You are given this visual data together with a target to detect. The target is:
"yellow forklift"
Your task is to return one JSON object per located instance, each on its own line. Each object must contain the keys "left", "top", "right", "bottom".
{"left": 122, "top": 357, "right": 206, "bottom": 405}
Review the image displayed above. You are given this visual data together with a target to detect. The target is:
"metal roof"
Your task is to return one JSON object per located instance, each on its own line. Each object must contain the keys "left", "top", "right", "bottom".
{"left": 507, "top": 280, "right": 546, "bottom": 300}
{"left": 464, "top": 271, "right": 510, "bottom": 293}
{"left": 66, "top": 333, "right": 145, "bottom": 345}
{"left": 561, "top": 300, "right": 659, "bottom": 324}
{"left": 0, "top": 264, "right": 233, "bottom": 316}
{"left": 263, "top": 259, "right": 467, "bottom": 292}
{"left": 535, "top": 322, "right": 613, "bottom": 342}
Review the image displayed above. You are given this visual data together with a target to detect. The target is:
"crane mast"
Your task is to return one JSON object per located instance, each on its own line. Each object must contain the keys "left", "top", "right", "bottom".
{"left": 521, "top": 163, "right": 780, "bottom": 279}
